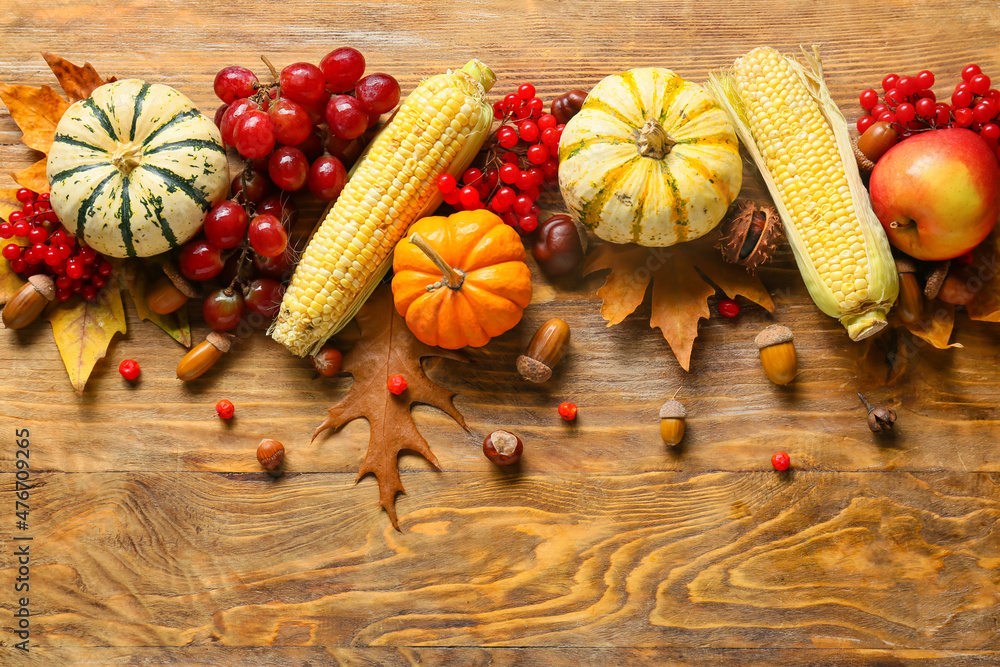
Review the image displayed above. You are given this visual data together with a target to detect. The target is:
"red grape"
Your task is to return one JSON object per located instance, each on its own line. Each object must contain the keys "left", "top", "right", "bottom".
{"left": 214, "top": 103, "right": 229, "bottom": 129}
{"left": 258, "top": 193, "right": 298, "bottom": 229}
{"left": 204, "top": 201, "right": 248, "bottom": 249}
{"left": 268, "top": 146, "right": 309, "bottom": 191}
{"left": 220, "top": 98, "right": 259, "bottom": 146}
{"left": 231, "top": 169, "right": 274, "bottom": 205}
{"left": 232, "top": 110, "right": 276, "bottom": 159}
{"left": 268, "top": 98, "right": 311, "bottom": 146}
{"left": 299, "top": 91, "right": 331, "bottom": 125}
{"left": 279, "top": 62, "right": 326, "bottom": 105}
{"left": 253, "top": 250, "right": 293, "bottom": 280}
{"left": 214, "top": 66, "right": 259, "bottom": 103}
{"left": 244, "top": 278, "right": 285, "bottom": 319}
{"left": 179, "top": 240, "right": 224, "bottom": 281}
{"left": 203, "top": 288, "right": 245, "bottom": 331}
{"left": 325, "top": 134, "right": 364, "bottom": 166}
{"left": 326, "top": 94, "right": 368, "bottom": 140}
{"left": 248, "top": 214, "right": 288, "bottom": 257}
{"left": 293, "top": 130, "right": 325, "bottom": 162}
{"left": 355, "top": 74, "right": 400, "bottom": 114}
{"left": 308, "top": 156, "right": 348, "bottom": 201}
{"left": 320, "top": 47, "right": 366, "bottom": 93}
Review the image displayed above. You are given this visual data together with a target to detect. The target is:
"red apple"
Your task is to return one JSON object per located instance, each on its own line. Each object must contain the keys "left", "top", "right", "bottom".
{"left": 869, "top": 128, "right": 1000, "bottom": 261}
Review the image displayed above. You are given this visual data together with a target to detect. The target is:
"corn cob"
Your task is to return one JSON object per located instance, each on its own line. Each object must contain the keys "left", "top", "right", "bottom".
{"left": 270, "top": 60, "right": 496, "bottom": 356}
{"left": 707, "top": 46, "right": 898, "bottom": 341}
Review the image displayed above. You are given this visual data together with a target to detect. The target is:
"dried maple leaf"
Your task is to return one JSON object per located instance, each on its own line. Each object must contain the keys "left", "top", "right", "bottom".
{"left": 314, "top": 284, "right": 468, "bottom": 530}
{"left": 892, "top": 300, "right": 962, "bottom": 350}
{"left": 12, "top": 160, "right": 50, "bottom": 194}
{"left": 0, "top": 83, "right": 69, "bottom": 154}
{"left": 583, "top": 230, "right": 774, "bottom": 370}
{"left": 41, "top": 52, "right": 114, "bottom": 102}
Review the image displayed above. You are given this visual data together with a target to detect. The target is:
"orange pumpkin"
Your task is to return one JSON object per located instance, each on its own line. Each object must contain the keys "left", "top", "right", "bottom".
{"left": 392, "top": 210, "right": 533, "bottom": 349}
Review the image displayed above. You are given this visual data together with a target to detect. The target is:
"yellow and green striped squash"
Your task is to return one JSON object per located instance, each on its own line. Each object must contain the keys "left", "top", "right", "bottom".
{"left": 46, "top": 79, "right": 229, "bottom": 258}
{"left": 558, "top": 68, "right": 742, "bottom": 247}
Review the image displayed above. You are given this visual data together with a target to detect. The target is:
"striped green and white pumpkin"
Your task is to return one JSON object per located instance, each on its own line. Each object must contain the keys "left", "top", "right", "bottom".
{"left": 558, "top": 68, "right": 742, "bottom": 247}
{"left": 46, "top": 79, "right": 229, "bottom": 258}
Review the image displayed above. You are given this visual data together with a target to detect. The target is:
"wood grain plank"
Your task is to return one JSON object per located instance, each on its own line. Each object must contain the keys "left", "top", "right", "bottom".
{"left": 1, "top": 471, "right": 997, "bottom": 650}
{"left": 3, "top": 646, "right": 1000, "bottom": 666}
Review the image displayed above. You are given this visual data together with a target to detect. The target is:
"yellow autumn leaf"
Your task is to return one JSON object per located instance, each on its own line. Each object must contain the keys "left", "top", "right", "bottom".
{"left": 0, "top": 188, "right": 21, "bottom": 221}
{"left": 120, "top": 263, "right": 192, "bottom": 347}
{"left": 47, "top": 286, "right": 126, "bottom": 393}
{"left": 0, "top": 83, "right": 69, "bottom": 154}
{"left": 0, "top": 233, "right": 28, "bottom": 306}
{"left": 13, "top": 159, "right": 50, "bottom": 194}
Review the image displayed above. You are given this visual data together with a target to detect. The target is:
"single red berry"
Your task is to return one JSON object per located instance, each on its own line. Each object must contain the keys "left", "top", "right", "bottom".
{"left": 437, "top": 173, "right": 457, "bottom": 194}
{"left": 15, "top": 188, "right": 34, "bottom": 203}
{"left": 558, "top": 401, "right": 578, "bottom": 421}
{"left": 118, "top": 359, "right": 141, "bottom": 381}
{"left": 717, "top": 298, "right": 740, "bottom": 318}
{"left": 771, "top": 451, "right": 790, "bottom": 471}
{"left": 387, "top": 374, "right": 407, "bottom": 395}
{"left": 215, "top": 399, "right": 235, "bottom": 420}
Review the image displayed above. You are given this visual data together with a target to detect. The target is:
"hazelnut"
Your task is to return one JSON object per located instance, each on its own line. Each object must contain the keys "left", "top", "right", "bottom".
{"left": 659, "top": 399, "right": 686, "bottom": 446}
{"left": 483, "top": 430, "right": 523, "bottom": 466}
{"left": 755, "top": 325, "right": 797, "bottom": 385}
{"left": 517, "top": 318, "right": 570, "bottom": 383}
{"left": 256, "top": 439, "right": 285, "bottom": 470}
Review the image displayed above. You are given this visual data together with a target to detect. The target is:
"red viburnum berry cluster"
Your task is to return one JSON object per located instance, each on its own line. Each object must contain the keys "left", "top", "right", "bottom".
{"left": 857, "top": 63, "right": 1000, "bottom": 161}
{"left": 1, "top": 188, "right": 113, "bottom": 302}
{"left": 436, "top": 82, "right": 565, "bottom": 235}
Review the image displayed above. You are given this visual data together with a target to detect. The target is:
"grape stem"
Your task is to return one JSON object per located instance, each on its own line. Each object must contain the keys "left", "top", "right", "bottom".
{"left": 260, "top": 55, "right": 279, "bottom": 82}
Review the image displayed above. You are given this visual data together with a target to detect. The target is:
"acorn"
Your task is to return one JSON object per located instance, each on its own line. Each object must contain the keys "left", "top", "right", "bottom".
{"left": 147, "top": 263, "right": 198, "bottom": 315}
{"left": 755, "top": 325, "right": 798, "bottom": 385}
{"left": 2, "top": 275, "right": 55, "bottom": 329}
{"left": 176, "top": 331, "right": 232, "bottom": 381}
{"left": 517, "top": 318, "right": 570, "bottom": 383}
{"left": 894, "top": 256, "right": 922, "bottom": 324}
{"left": 659, "top": 398, "right": 686, "bottom": 446}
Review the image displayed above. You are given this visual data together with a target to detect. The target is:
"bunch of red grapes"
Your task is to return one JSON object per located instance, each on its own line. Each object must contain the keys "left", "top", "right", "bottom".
{"left": 0, "top": 188, "right": 113, "bottom": 302}
{"left": 856, "top": 63, "right": 1000, "bottom": 160}
{"left": 437, "top": 83, "right": 565, "bottom": 234}
{"left": 214, "top": 47, "right": 399, "bottom": 200}
{"left": 174, "top": 47, "right": 398, "bottom": 332}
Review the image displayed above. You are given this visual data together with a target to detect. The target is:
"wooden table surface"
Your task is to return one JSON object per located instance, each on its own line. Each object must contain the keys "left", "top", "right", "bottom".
{"left": 2, "top": 1, "right": 999, "bottom": 665}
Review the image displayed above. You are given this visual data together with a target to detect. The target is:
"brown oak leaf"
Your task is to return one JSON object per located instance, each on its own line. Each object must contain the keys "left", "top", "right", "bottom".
{"left": 893, "top": 300, "right": 961, "bottom": 350}
{"left": 583, "top": 230, "right": 775, "bottom": 371}
{"left": 42, "top": 52, "right": 114, "bottom": 102}
{"left": 314, "top": 284, "right": 468, "bottom": 530}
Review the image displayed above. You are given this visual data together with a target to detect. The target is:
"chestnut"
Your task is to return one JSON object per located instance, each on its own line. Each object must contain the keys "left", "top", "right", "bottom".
{"left": 532, "top": 214, "right": 587, "bottom": 277}
{"left": 551, "top": 89, "right": 587, "bottom": 125}
{"left": 483, "top": 430, "right": 523, "bottom": 466}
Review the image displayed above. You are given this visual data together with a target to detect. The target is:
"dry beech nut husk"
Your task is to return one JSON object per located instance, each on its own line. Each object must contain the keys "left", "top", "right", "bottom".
{"left": 517, "top": 318, "right": 570, "bottom": 383}
{"left": 659, "top": 399, "right": 686, "bottom": 446}
{"left": 858, "top": 392, "right": 896, "bottom": 434}
{"left": 894, "top": 256, "right": 922, "bottom": 323}
{"left": 176, "top": 332, "right": 232, "bottom": 382}
{"left": 483, "top": 430, "right": 523, "bottom": 466}
{"left": 257, "top": 439, "right": 285, "bottom": 470}
{"left": 2, "top": 275, "right": 56, "bottom": 330}
{"left": 717, "top": 199, "right": 783, "bottom": 272}
{"left": 755, "top": 325, "right": 798, "bottom": 385}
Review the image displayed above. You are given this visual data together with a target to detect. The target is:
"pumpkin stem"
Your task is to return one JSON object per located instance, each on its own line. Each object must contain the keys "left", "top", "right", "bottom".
{"left": 636, "top": 120, "right": 676, "bottom": 159}
{"left": 111, "top": 142, "right": 143, "bottom": 176}
{"left": 408, "top": 232, "right": 465, "bottom": 290}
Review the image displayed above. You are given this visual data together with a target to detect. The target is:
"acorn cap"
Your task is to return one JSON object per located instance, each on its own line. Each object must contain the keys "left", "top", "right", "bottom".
{"left": 516, "top": 354, "right": 552, "bottom": 383}
{"left": 206, "top": 331, "right": 232, "bottom": 353}
{"left": 924, "top": 260, "right": 950, "bottom": 300}
{"left": 27, "top": 274, "right": 56, "bottom": 301}
{"left": 755, "top": 324, "right": 794, "bottom": 350}
{"left": 853, "top": 138, "right": 875, "bottom": 174}
{"left": 894, "top": 255, "right": 917, "bottom": 274}
{"left": 659, "top": 399, "right": 686, "bottom": 419}
{"left": 162, "top": 262, "right": 199, "bottom": 298}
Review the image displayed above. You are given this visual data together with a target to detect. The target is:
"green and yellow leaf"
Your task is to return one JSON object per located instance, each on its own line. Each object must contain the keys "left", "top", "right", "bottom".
{"left": 47, "top": 285, "right": 127, "bottom": 393}
{"left": 120, "top": 263, "right": 192, "bottom": 347}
